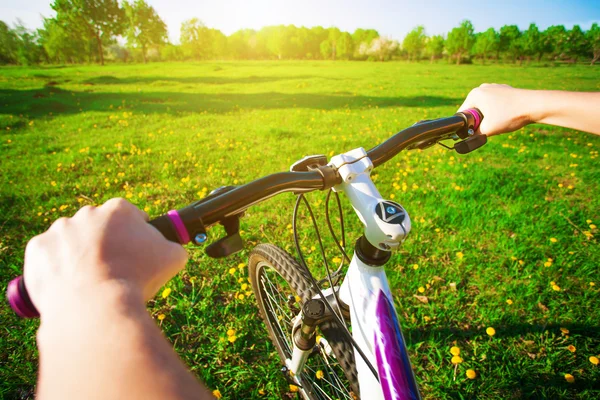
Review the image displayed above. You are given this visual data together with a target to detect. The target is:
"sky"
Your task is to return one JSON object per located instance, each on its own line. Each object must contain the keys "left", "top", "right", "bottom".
{"left": 2, "top": 0, "right": 599, "bottom": 43}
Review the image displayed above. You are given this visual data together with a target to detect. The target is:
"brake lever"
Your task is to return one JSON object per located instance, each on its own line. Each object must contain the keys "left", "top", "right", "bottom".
{"left": 205, "top": 214, "right": 244, "bottom": 258}
{"left": 454, "top": 134, "right": 488, "bottom": 154}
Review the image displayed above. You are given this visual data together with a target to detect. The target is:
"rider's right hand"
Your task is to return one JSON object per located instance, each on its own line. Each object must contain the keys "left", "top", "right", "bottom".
{"left": 23, "top": 198, "right": 188, "bottom": 319}
{"left": 457, "top": 83, "right": 534, "bottom": 137}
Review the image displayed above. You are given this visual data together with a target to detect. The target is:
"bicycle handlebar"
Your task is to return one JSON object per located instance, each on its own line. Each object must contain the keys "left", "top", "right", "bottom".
{"left": 7, "top": 109, "right": 483, "bottom": 318}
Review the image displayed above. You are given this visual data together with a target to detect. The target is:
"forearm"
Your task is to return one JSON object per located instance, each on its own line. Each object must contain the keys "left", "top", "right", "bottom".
{"left": 528, "top": 90, "right": 600, "bottom": 135}
{"left": 36, "top": 284, "right": 212, "bottom": 400}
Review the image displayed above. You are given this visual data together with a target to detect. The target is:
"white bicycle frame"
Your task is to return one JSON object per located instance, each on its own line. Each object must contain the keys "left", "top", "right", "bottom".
{"left": 287, "top": 148, "right": 420, "bottom": 400}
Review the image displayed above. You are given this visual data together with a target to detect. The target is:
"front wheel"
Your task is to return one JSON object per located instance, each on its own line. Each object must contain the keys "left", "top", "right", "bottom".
{"left": 248, "top": 243, "right": 359, "bottom": 399}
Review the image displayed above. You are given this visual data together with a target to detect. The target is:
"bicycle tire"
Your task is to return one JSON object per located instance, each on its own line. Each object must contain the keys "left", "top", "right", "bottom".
{"left": 248, "top": 243, "right": 360, "bottom": 399}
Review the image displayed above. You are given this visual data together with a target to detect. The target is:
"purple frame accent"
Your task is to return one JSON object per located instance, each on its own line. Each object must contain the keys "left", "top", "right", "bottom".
{"left": 373, "top": 289, "right": 420, "bottom": 400}
{"left": 167, "top": 210, "right": 190, "bottom": 244}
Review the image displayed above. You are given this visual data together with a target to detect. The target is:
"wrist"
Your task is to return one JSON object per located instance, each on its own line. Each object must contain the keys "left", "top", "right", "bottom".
{"left": 525, "top": 89, "right": 556, "bottom": 125}
{"left": 37, "top": 281, "right": 146, "bottom": 343}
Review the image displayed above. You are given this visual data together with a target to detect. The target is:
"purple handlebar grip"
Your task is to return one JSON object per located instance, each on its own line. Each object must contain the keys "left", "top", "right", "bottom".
{"left": 7, "top": 276, "right": 39, "bottom": 318}
{"left": 167, "top": 210, "right": 190, "bottom": 244}
{"left": 463, "top": 108, "right": 483, "bottom": 131}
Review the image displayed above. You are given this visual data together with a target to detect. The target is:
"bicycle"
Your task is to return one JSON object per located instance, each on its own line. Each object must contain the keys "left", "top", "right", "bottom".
{"left": 8, "top": 108, "right": 486, "bottom": 399}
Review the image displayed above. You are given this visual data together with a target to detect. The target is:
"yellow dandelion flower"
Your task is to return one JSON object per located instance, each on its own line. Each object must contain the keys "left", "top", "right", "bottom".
{"left": 161, "top": 288, "right": 171, "bottom": 298}
{"left": 552, "top": 284, "right": 561, "bottom": 291}
{"left": 213, "top": 389, "right": 222, "bottom": 399}
{"left": 567, "top": 345, "right": 576, "bottom": 353}
{"left": 241, "top": 283, "right": 248, "bottom": 291}
{"left": 289, "top": 384, "right": 299, "bottom": 392}
{"left": 238, "top": 262, "right": 246, "bottom": 269}
{"left": 332, "top": 256, "right": 342, "bottom": 264}
{"left": 590, "top": 224, "right": 597, "bottom": 229}
{"left": 486, "top": 327, "right": 496, "bottom": 337}
{"left": 51, "top": 181, "right": 57, "bottom": 187}
{"left": 544, "top": 261, "right": 552, "bottom": 267}
{"left": 450, "top": 346, "right": 460, "bottom": 356}
{"left": 550, "top": 237, "right": 558, "bottom": 243}
{"left": 227, "top": 329, "right": 236, "bottom": 337}
{"left": 316, "top": 370, "right": 324, "bottom": 379}
{"left": 456, "top": 252, "right": 464, "bottom": 260}
{"left": 418, "top": 287, "right": 425, "bottom": 293}
{"left": 506, "top": 299, "right": 513, "bottom": 305}
{"left": 157, "top": 314, "right": 165, "bottom": 321}
{"left": 451, "top": 355, "right": 463, "bottom": 364}
{"left": 228, "top": 335, "right": 237, "bottom": 343}
{"left": 258, "top": 389, "right": 266, "bottom": 395}
{"left": 466, "top": 369, "right": 477, "bottom": 379}
{"left": 589, "top": 356, "right": 599, "bottom": 365}
{"left": 590, "top": 282, "right": 596, "bottom": 287}
{"left": 587, "top": 219, "right": 593, "bottom": 224}
{"left": 238, "top": 277, "right": 245, "bottom": 283}
{"left": 229, "top": 267, "right": 236, "bottom": 275}
{"left": 238, "top": 294, "right": 245, "bottom": 300}
{"left": 413, "top": 264, "right": 419, "bottom": 270}
{"left": 564, "top": 373, "right": 574, "bottom": 383}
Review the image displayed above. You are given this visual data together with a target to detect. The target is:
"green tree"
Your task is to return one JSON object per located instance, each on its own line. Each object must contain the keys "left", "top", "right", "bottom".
{"left": 13, "top": 21, "right": 44, "bottom": 65}
{"left": 320, "top": 39, "right": 332, "bottom": 59}
{"left": 499, "top": 25, "right": 523, "bottom": 62}
{"left": 402, "top": 25, "right": 426, "bottom": 61}
{"left": 544, "top": 25, "right": 567, "bottom": 60}
{"left": 472, "top": 27, "right": 498, "bottom": 63}
{"left": 50, "top": 0, "right": 125, "bottom": 65}
{"left": 445, "top": 20, "right": 475, "bottom": 64}
{"left": 123, "top": 0, "right": 167, "bottom": 63}
{"left": 352, "top": 28, "right": 379, "bottom": 59}
{"left": 522, "top": 23, "right": 543, "bottom": 62}
{"left": 306, "top": 26, "right": 328, "bottom": 59}
{"left": 565, "top": 25, "right": 586, "bottom": 63}
{"left": 39, "top": 17, "right": 91, "bottom": 63}
{"left": 0, "top": 21, "right": 18, "bottom": 64}
{"left": 319, "top": 27, "right": 343, "bottom": 60}
{"left": 586, "top": 23, "right": 600, "bottom": 65}
{"left": 425, "top": 35, "right": 444, "bottom": 62}
{"left": 180, "top": 19, "right": 226, "bottom": 60}
{"left": 160, "top": 43, "right": 182, "bottom": 61}
{"left": 364, "top": 36, "right": 399, "bottom": 61}
{"left": 336, "top": 32, "right": 353, "bottom": 59}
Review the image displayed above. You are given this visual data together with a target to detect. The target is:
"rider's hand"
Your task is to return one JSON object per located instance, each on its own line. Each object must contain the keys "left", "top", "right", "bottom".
{"left": 23, "top": 198, "right": 188, "bottom": 317}
{"left": 458, "top": 83, "right": 534, "bottom": 136}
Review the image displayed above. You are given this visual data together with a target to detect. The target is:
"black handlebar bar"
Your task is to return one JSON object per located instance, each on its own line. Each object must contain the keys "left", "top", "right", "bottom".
{"left": 7, "top": 109, "right": 483, "bottom": 318}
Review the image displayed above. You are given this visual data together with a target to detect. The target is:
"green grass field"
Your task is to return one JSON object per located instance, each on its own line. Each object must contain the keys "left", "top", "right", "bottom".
{"left": 1, "top": 61, "right": 599, "bottom": 399}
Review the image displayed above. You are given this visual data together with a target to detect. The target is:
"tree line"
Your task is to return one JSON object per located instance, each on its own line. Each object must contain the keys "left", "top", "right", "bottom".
{"left": 1, "top": 0, "right": 599, "bottom": 66}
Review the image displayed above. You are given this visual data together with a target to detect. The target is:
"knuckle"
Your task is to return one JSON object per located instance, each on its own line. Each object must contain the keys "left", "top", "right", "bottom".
{"left": 104, "top": 197, "right": 132, "bottom": 213}
{"left": 25, "top": 235, "right": 43, "bottom": 253}
{"left": 51, "top": 217, "right": 69, "bottom": 230}
{"left": 76, "top": 205, "right": 96, "bottom": 217}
